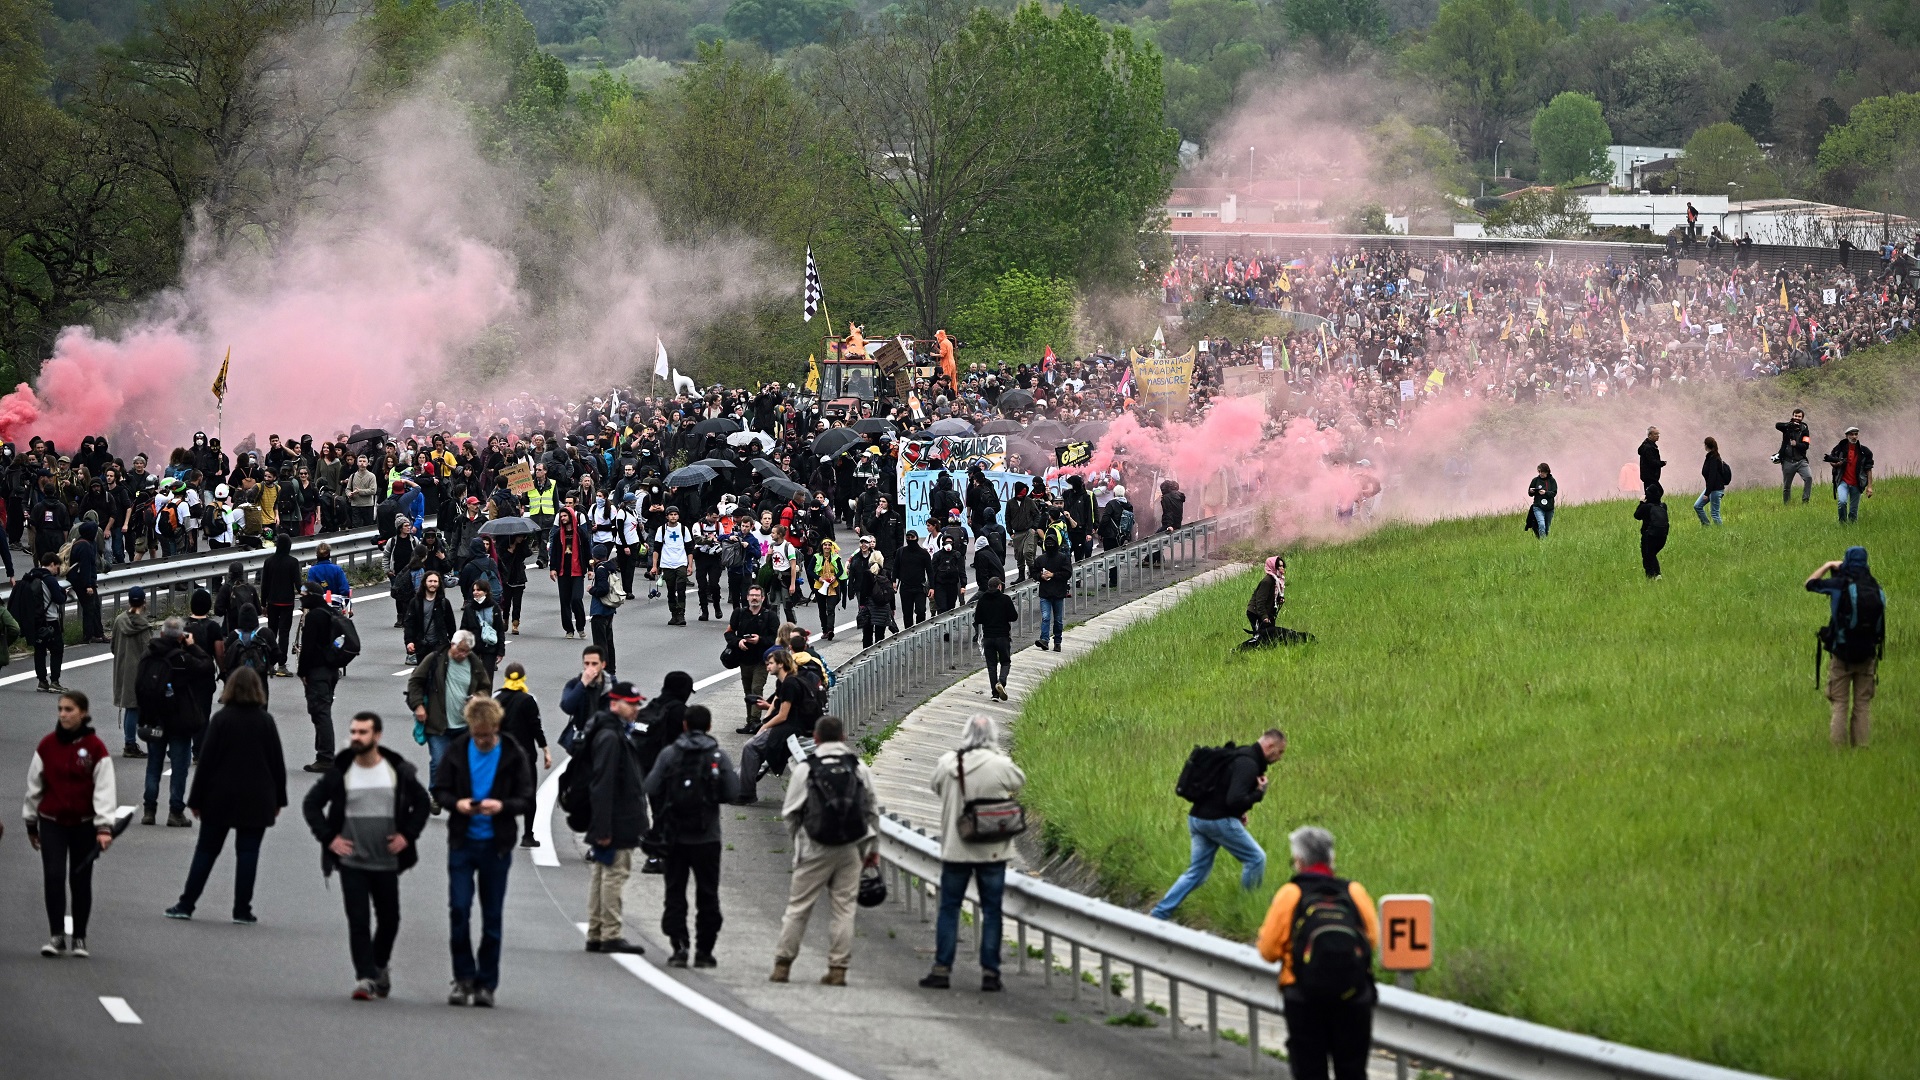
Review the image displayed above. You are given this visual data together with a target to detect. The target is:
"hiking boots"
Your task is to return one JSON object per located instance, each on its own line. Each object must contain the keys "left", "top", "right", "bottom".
{"left": 769, "top": 959, "right": 791, "bottom": 983}
{"left": 821, "top": 966, "right": 848, "bottom": 987}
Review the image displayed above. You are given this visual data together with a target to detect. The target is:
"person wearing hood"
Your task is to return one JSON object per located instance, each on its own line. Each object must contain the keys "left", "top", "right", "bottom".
{"left": 1062, "top": 475, "right": 1097, "bottom": 559}
{"left": 457, "top": 537, "right": 500, "bottom": 608}
{"left": 1633, "top": 483, "right": 1670, "bottom": 580}
{"left": 25, "top": 689, "right": 118, "bottom": 958}
{"left": 644, "top": 704, "right": 739, "bottom": 968}
{"left": 549, "top": 506, "right": 591, "bottom": 639}
{"left": 1032, "top": 533, "right": 1073, "bottom": 651}
{"left": 258, "top": 533, "right": 303, "bottom": 678}
{"left": 137, "top": 618, "right": 217, "bottom": 826}
{"left": 1159, "top": 479, "right": 1186, "bottom": 533}
{"left": 1004, "top": 483, "right": 1040, "bottom": 583}
{"left": 588, "top": 542, "right": 621, "bottom": 675}
{"left": 166, "top": 666, "right": 286, "bottom": 922}
{"left": 109, "top": 585, "right": 155, "bottom": 756}
{"left": 461, "top": 579, "right": 507, "bottom": 677}
{"left": 1806, "top": 546, "right": 1885, "bottom": 747}
{"left": 494, "top": 662, "right": 550, "bottom": 848}
{"left": 69, "top": 521, "right": 104, "bottom": 644}
{"left": 929, "top": 471, "right": 963, "bottom": 525}
{"left": 1097, "top": 486, "right": 1134, "bottom": 587}
{"left": 931, "top": 531, "right": 966, "bottom": 616}
{"left": 1249, "top": 556, "right": 1286, "bottom": 633}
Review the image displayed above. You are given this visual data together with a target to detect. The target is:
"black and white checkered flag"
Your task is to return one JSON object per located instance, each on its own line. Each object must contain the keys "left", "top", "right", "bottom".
{"left": 802, "top": 245, "right": 821, "bottom": 323}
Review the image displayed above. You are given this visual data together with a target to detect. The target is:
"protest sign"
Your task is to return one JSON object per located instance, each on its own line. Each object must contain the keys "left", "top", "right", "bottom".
{"left": 899, "top": 469, "right": 1034, "bottom": 538}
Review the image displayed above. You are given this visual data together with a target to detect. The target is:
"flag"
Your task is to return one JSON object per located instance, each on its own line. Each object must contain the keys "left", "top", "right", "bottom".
{"left": 1278, "top": 271, "right": 1291, "bottom": 294}
{"left": 1778, "top": 280, "right": 1789, "bottom": 309}
{"left": 1466, "top": 291, "right": 1474, "bottom": 315}
{"left": 1620, "top": 307, "right": 1630, "bottom": 341}
{"left": 1042, "top": 345, "right": 1056, "bottom": 372}
{"left": 802, "top": 245, "right": 821, "bottom": 323}
{"left": 1280, "top": 342, "right": 1291, "bottom": 371}
{"left": 1500, "top": 313, "right": 1513, "bottom": 341}
{"left": 1761, "top": 327, "right": 1770, "bottom": 353}
{"left": 1426, "top": 368, "right": 1446, "bottom": 391}
{"left": 805, "top": 353, "right": 821, "bottom": 393}
{"left": 1117, "top": 367, "right": 1132, "bottom": 397}
{"left": 1151, "top": 326, "right": 1165, "bottom": 346}
{"left": 211, "top": 347, "right": 230, "bottom": 402}
{"left": 655, "top": 336, "right": 671, "bottom": 380}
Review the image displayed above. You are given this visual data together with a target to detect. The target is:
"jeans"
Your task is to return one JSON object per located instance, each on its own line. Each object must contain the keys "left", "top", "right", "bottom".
{"left": 448, "top": 843, "right": 511, "bottom": 990}
{"left": 1693, "top": 489, "right": 1723, "bottom": 525}
{"left": 1782, "top": 458, "right": 1813, "bottom": 502}
{"left": 661, "top": 841, "right": 724, "bottom": 953}
{"left": 175, "top": 823, "right": 265, "bottom": 917}
{"left": 122, "top": 707, "right": 139, "bottom": 748}
{"left": 1531, "top": 507, "right": 1552, "bottom": 537}
{"left": 1037, "top": 597, "right": 1065, "bottom": 645}
{"left": 339, "top": 867, "right": 401, "bottom": 981}
{"left": 590, "top": 613, "right": 616, "bottom": 675}
{"left": 934, "top": 861, "right": 1007, "bottom": 972}
{"left": 557, "top": 575, "right": 585, "bottom": 634}
{"left": 1150, "top": 816, "right": 1267, "bottom": 919}
{"left": 143, "top": 735, "right": 193, "bottom": 813}
{"left": 982, "top": 634, "right": 1011, "bottom": 687}
{"left": 426, "top": 732, "right": 461, "bottom": 791}
{"left": 37, "top": 818, "right": 96, "bottom": 938}
{"left": 1836, "top": 481, "right": 1861, "bottom": 523}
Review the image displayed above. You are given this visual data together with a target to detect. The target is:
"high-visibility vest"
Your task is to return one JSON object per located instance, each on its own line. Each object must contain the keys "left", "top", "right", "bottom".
{"left": 527, "top": 480, "right": 556, "bottom": 516}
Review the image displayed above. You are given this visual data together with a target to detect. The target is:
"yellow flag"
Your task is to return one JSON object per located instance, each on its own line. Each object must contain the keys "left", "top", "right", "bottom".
{"left": 1779, "top": 281, "right": 1789, "bottom": 308}
{"left": 1672, "top": 300, "right": 1682, "bottom": 322}
{"left": 211, "top": 347, "right": 231, "bottom": 401}
{"left": 1536, "top": 302, "right": 1549, "bottom": 325}
{"left": 1466, "top": 292, "right": 1474, "bottom": 315}
{"left": 1620, "top": 308, "right": 1630, "bottom": 341}
{"left": 805, "top": 353, "right": 820, "bottom": 394}
{"left": 1500, "top": 313, "right": 1512, "bottom": 341}
{"left": 1278, "top": 272, "right": 1292, "bottom": 294}
{"left": 1425, "top": 368, "right": 1445, "bottom": 390}
{"left": 1762, "top": 327, "right": 1770, "bottom": 353}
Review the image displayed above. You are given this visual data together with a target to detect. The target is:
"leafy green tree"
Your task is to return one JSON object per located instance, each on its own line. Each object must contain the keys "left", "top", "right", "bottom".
{"left": 1403, "top": 0, "right": 1551, "bottom": 161}
{"left": 1816, "top": 91, "right": 1920, "bottom": 211}
{"left": 1530, "top": 91, "right": 1610, "bottom": 183}
{"left": 1730, "top": 81, "right": 1774, "bottom": 142}
{"left": 951, "top": 268, "right": 1073, "bottom": 352}
{"left": 1680, "top": 122, "right": 1779, "bottom": 197}
{"left": 1149, "top": 0, "right": 1274, "bottom": 143}
{"left": 1283, "top": 0, "right": 1387, "bottom": 59}
{"left": 1603, "top": 37, "right": 1727, "bottom": 146}
{"left": 721, "top": 0, "right": 850, "bottom": 51}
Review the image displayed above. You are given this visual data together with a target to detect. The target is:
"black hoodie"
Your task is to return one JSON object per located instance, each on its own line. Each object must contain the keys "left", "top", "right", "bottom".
{"left": 301, "top": 745, "right": 431, "bottom": 877}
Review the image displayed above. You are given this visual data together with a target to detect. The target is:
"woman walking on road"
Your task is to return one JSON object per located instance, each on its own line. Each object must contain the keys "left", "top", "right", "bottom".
{"left": 406, "top": 571, "right": 455, "bottom": 667}
{"left": 25, "top": 690, "right": 117, "bottom": 958}
{"left": 166, "top": 667, "right": 287, "bottom": 923}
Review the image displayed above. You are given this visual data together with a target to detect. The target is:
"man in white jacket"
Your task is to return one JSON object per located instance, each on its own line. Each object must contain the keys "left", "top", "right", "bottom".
{"left": 919, "top": 714, "right": 1026, "bottom": 991}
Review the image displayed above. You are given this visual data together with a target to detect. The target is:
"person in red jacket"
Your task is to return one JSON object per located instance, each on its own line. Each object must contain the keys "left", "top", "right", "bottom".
{"left": 24, "top": 690, "right": 119, "bottom": 958}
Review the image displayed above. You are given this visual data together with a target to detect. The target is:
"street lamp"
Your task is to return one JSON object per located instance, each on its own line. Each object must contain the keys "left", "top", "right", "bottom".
{"left": 1729, "top": 181, "right": 1740, "bottom": 238}
{"left": 1494, "top": 139, "right": 1505, "bottom": 182}
{"left": 1249, "top": 146, "right": 1256, "bottom": 197}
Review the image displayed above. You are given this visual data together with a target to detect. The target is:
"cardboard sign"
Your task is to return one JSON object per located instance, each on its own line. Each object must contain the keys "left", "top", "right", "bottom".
{"left": 1678, "top": 259, "right": 1701, "bottom": 278}
{"left": 1379, "top": 894, "right": 1434, "bottom": 971}
{"left": 1408, "top": 267, "right": 1426, "bottom": 282}
{"left": 1822, "top": 288, "right": 1838, "bottom": 306}
{"left": 1707, "top": 323, "right": 1725, "bottom": 336}
{"left": 1260, "top": 345, "right": 1275, "bottom": 370}
{"left": 872, "top": 337, "right": 910, "bottom": 376}
{"left": 499, "top": 461, "right": 533, "bottom": 495}
{"left": 1399, "top": 379, "right": 1415, "bottom": 401}
{"left": 1056, "top": 441, "right": 1093, "bottom": 468}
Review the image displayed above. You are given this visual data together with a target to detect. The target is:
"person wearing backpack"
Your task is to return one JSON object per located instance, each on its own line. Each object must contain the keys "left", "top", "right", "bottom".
{"left": 137, "top": 618, "right": 216, "bottom": 827}
{"left": 587, "top": 543, "right": 621, "bottom": 675}
{"left": 1694, "top": 437, "right": 1731, "bottom": 526}
{"left": 1807, "top": 547, "right": 1886, "bottom": 748}
{"left": 223, "top": 604, "right": 276, "bottom": 702}
{"left": 918, "top": 714, "right": 1026, "bottom": 992}
{"left": 1150, "top": 728, "right": 1286, "bottom": 920}
{"left": 15, "top": 550, "right": 70, "bottom": 697}
{"left": 773, "top": 714, "right": 878, "bottom": 987}
{"left": 734, "top": 648, "right": 816, "bottom": 804}
{"left": 297, "top": 585, "right": 354, "bottom": 772}
{"left": 1255, "top": 826, "right": 1380, "bottom": 1080}
{"left": 644, "top": 704, "right": 739, "bottom": 968}
{"left": 580, "top": 681, "right": 649, "bottom": 955}
{"left": 1097, "top": 486, "right": 1135, "bottom": 588}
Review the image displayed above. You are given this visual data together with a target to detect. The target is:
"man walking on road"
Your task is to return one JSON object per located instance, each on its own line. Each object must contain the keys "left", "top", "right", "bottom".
{"left": 724, "top": 586, "right": 780, "bottom": 734}
{"left": 433, "top": 696, "right": 531, "bottom": 1007}
{"left": 1255, "top": 826, "right": 1380, "bottom": 1080}
{"left": 302, "top": 712, "right": 430, "bottom": 1001}
{"left": 405, "top": 630, "right": 493, "bottom": 799}
{"left": 652, "top": 506, "right": 692, "bottom": 626}
{"left": 259, "top": 533, "right": 302, "bottom": 678}
{"left": 583, "top": 681, "right": 649, "bottom": 954}
{"left": 644, "top": 704, "right": 738, "bottom": 968}
{"left": 773, "top": 714, "right": 879, "bottom": 987}
{"left": 1776, "top": 409, "right": 1814, "bottom": 503}
{"left": 1151, "top": 729, "right": 1285, "bottom": 920}
{"left": 297, "top": 586, "right": 346, "bottom": 772}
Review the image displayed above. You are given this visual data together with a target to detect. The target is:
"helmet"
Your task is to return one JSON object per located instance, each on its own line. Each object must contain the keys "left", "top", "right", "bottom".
{"left": 857, "top": 864, "right": 888, "bottom": 908}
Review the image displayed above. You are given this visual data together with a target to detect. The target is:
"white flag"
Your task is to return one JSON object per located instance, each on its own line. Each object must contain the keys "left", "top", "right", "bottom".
{"left": 1152, "top": 325, "right": 1165, "bottom": 345}
{"left": 655, "top": 336, "right": 671, "bottom": 380}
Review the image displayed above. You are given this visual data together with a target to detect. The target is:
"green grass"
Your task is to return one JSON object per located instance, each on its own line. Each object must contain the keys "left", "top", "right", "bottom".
{"left": 1019, "top": 480, "right": 1916, "bottom": 1080}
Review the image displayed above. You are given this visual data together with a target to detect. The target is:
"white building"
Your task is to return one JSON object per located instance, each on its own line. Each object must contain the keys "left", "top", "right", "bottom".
{"left": 1605, "top": 145, "right": 1684, "bottom": 189}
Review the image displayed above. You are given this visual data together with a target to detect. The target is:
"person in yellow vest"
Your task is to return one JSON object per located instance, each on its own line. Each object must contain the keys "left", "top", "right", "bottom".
{"left": 525, "top": 464, "right": 557, "bottom": 570}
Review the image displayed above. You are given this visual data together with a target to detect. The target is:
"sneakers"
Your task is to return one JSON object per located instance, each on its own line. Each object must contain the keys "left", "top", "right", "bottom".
{"left": 1053, "top": 641, "right": 1062, "bottom": 652}
{"left": 510, "top": 620, "right": 520, "bottom": 635}
{"left": 734, "top": 724, "right": 760, "bottom": 735}
{"left": 164, "top": 905, "right": 192, "bottom": 920}
{"left": 352, "top": 979, "right": 378, "bottom": 1001}
{"left": 520, "top": 834, "right": 540, "bottom": 848}
{"left": 918, "top": 968, "right": 952, "bottom": 989}
{"left": 694, "top": 952, "right": 717, "bottom": 969}
{"left": 991, "top": 683, "right": 1007, "bottom": 701}
{"left": 166, "top": 812, "right": 192, "bottom": 828}
{"left": 448, "top": 979, "right": 473, "bottom": 1006}
{"left": 667, "top": 947, "right": 690, "bottom": 968}
{"left": 40, "top": 935, "right": 67, "bottom": 957}
{"left": 1033, "top": 639, "right": 1047, "bottom": 651}
{"left": 141, "top": 807, "right": 156, "bottom": 826}
{"left": 36, "top": 681, "right": 53, "bottom": 693}
{"left": 232, "top": 913, "right": 258, "bottom": 926}
{"left": 273, "top": 666, "right": 293, "bottom": 678}
{"left": 982, "top": 970, "right": 1003, "bottom": 992}
{"left": 641, "top": 856, "right": 664, "bottom": 875}
{"left": 68, "top": 937, "right": 89, "bottom": 958}
{"left": 374, "top": 968, "right": 391, "bottom": 998}
{"left": 472, "top": 986, "right": 495, "bottom": 1008}
{"left": 123, "top": 743, "right": 148, "bottom": 758}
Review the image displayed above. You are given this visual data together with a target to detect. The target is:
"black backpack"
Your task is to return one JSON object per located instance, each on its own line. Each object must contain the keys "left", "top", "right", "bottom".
{"left": 1175, "top": 742, "right": 1238, "bottom": 805}
{"left": 226, "top": 629, "right": 273, "bottom": 682}
{"left": 794, "top": 660, "right": 829, "bottom": 720}
{"left": 1825, "top": 573, "right": 1887, "bottom": 663}
{"left": 325, "top": 611, "right": 361, "bottom": 668}
{"left": 801, "top": 753, "right": 867, "bottom": 845}
{"left": 661, "top": 743, "right": 725, "bottom": 825}
{"left": 558, "top": 748, "right": 595, "bottom": 834}
{"left": 1288, "top": 875, "right": 1375, "bottom": 1003}
{"left": 134, "top": 651, "right": 179, "bottom": 739}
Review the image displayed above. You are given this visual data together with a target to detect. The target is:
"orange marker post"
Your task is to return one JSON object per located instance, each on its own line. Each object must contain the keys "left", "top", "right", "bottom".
{"left": 1378, "top": 894, "right": 1433, "bottom": 1080}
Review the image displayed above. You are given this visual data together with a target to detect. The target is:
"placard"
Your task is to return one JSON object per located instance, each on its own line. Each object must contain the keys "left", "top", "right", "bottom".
{"left": 499, "top": 461, "right": 533, "bottom": 495}
{"left": 1260, "top": 345, "right": 1275, "bottom": 370}
{"left": 1408, "top": 267, "right": 1426, "bottom": 282}
{"left": 1056, "top": 441, "right": 1093, "bottom": 468}
{"left": 1822, "top": 288, "right": 1838, "bottom": 306}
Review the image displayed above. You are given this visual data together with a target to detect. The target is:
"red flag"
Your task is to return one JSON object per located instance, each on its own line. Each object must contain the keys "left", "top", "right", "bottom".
{"left": 1042, "top": 346, "right": 1056, "bottom": 372}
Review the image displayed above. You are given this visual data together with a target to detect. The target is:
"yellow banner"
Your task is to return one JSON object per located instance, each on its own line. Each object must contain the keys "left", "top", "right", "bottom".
{"left": 1128, "top": 348, "right": 1197, "bottom": 416}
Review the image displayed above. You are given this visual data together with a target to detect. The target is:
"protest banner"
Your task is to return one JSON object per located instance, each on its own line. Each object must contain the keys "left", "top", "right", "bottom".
{"left": 897, "top": 434, "right": 1007, "bottom": 489}
{"left": 1127, "top": 347, "right": 1196, "bottom": 417}
{"left": 1056, "top": 441, "right": 1093, "bottom": 468}
{"left": 899, "top": 469, "right": 1034, "bottom": 538}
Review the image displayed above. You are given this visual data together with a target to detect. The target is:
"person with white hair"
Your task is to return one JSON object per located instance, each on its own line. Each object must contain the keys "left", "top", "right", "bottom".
{"left": 405, "top": 628, "right": 494, "bottom": 809}
{"left": 918, "top": 714, "right": 1026, "bottom": 991}
{"left": 1255, "top": 826, "right": 1380, "bottom": 1080}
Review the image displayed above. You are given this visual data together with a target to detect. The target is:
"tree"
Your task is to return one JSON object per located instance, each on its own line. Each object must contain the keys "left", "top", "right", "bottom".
{"left": 721, "top": 0, "right": 850, "bottom": 52}
{"left": 1484, "top": 186, "right": 1591, "bottom": 238}
{"left": 1150, "top": 0, "right": 1275, "bottom": 143}
{"left": 1730, "top": 81, "right": 1773, "bottom": 142}
{"left": 1530, "top": 91, "right": 1610, "bottom": 183}
{"left": 1680, "top": 122, "right": 1779, "bottom": 197}
{"left": 950, "top": 268, "right": 1073, "bottom": 353}
{"left": 1602, "top": 37, "right": 1728, "bottom": 147}
{"left": 1282, "top": 0, "right": 1386, "bottom": 59}
{"left": 1403, "top": 0, "right": 1551, "bottom": 162}
{"left": 1817, "top": 92, "right": 1920, "bottom": 213}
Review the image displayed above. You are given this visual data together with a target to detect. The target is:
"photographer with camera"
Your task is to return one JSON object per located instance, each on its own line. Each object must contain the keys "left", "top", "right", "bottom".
{"left": 1806, "top": 547, "right": 1886, "bottom": 748}
{"left": 1775, "top": 409, "right": 1814, "bottom": 504}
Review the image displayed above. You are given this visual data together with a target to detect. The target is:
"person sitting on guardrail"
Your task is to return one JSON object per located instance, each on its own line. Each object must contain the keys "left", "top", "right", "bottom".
{"left": 1255, "top": 826, "right": 1379, "bottom": 1080}
{"left": 919, "top": 714, "right": 1026, "bottom": 992}
{"left": 1150, "top": 729, "right": 1285, "bottom": 920}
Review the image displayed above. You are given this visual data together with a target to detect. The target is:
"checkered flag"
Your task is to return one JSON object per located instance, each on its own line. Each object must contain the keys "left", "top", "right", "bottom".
{"left": 802, "top": 245, "right": 821, "bottom": 323}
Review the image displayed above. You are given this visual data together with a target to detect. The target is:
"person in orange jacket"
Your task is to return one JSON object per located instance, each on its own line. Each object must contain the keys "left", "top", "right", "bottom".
{"left": 1255, "top": 826, "right": 1380, "bottom": 1080}
{"left": 935, "top": 330, "right": 958, "bottom": 394}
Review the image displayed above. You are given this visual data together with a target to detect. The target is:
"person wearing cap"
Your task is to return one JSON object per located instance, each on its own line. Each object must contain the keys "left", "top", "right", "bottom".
{"left": 1822, "top": 426, "right": 1874, "bottom": 524}
{"left": 582, "top": 680, "right": 649, "bottom": 954}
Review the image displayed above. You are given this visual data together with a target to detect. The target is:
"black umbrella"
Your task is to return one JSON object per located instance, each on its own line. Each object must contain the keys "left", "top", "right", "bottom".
{"left": 926, "top": 417, "right": 974, "bottom": 437}
{"left": 1005, "top": 437, "right": 1048, "bottom": 474}
{"left": 690, "top": 457, "right": 738, "bottom": 470}
{"left": 666, "top": 463, "right": 718, "bottom": 487}
{"left": 978, "top": 419, "right": 1023, "bottom": 435}
{"left": 478, "top": 515, "right": 542, "bottom": 537}
{"left": 1025, "top": 420, "right": 1070, "bottom": 446}
{"left": 1072, "top": 421, "right": 1111, "bottom": 442}
{"left": 749, "top": 458, "right": 789, "bottom": 480}
{"left": 762, "top": 477, "right": 808, "bottom": 501}
{"left": 997, "top": 389, "right": 1034, "bottom": 415}
{"left": 76, "top": 808, "right": 138, "bottom": 870}
{"left": 345, "top": 427, "right": 388, "bottom": 446}
{"left": 852, "top": 417, "right": 896, "bottom": 435}
{"left": 690, "top": 417, "right": 742, "bottom": 436}
{"left": 811, "top": 428, "right": 862, "bottom": 456}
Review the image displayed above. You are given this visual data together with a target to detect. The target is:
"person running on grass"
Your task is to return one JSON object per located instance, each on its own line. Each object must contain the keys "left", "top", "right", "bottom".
{"left": 1151, "top": 729, "right": 1286, "bottom": 920}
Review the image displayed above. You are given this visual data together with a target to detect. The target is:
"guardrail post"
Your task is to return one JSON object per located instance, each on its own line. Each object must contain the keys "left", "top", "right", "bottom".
{"left": 1207, "top": 990, "right": 1219, "bottom": 1056}
{"left": 1070, "top": 942, "right": 1081, "bottom": 1000}
{"left": 1132, "top": 963, "right": 1144, "bottom": 1011}
{"left": 1168, "top": 979, "right": 1179, "bottom": 1040}
{"left": 1017, "top": 920, "right": 1027, "bottom": 975}
{"left": 1100, "top": 954, "right": 1111, "bottom": 1014}
{"left": 1248, "top": 1007, "right": 1260, "bottom": 1074}
{"left": 1043, "top": 931, "right": 1053, "bottom": 987}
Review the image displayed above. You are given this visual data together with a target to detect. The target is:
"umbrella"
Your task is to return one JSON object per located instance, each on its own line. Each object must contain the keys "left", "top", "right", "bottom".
{"left": 762, "top": 477, "right": 808, "bottom": 501}
{"left": 1072, "top": 421, "right": 1111, "bottom": 442}
{"left": 478, "top": 516, "right": 542, "bottom": 537}
{"left": 926, "top": 417, "right": 974, "bottom": 437}
{"left": 977, "top": 419, "right": 1023, "bottom": 435}
{"left": 666, "top": 464, "right": 718, "bottom": 487}
{"left": 997, "top": 389, "right": 1034, "bottom": 414}
{"left": 812, "top": 428, "right": 862, "bottom": 456}
{"left": 727, "top": 430, "right": 774, "bottom": 451}
{"left": 749, "top": 458, "right": 789, "bottom": 480}
{"left": 1005, "top": 437, "right": 1048, "bottom": 473}
{"left": 690, "top": 417, "right": 742, "bottom": 436}
{"left": 1025, "top": 420, "right": 1070, "bottom": 446}
{"left": 344, "top": 427, "right": 388, "bottom": 446}
{"left": 690, "top": 457, "right": 738, "bottom": 470}
{"left": 852, "top": 417, "right": 896, "bottom": 435}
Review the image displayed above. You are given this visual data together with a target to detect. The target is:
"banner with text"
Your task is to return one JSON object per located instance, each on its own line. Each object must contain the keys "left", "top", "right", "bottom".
{"left": 900, "top": 469, "right": 1035, "bottom": 539}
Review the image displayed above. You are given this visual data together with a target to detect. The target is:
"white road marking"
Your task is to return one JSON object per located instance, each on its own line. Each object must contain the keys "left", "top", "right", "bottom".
{"left": 531, "top": 766, "right": 562, "bottom": 867}
{"left": 64, "top": 916, "right": 71, "bottom": 935}
{"left": 0, "top": 652, "right": 112, "bottom": 687}
{"left": 99, "top": 997, "right": 142, "bottom": 1024}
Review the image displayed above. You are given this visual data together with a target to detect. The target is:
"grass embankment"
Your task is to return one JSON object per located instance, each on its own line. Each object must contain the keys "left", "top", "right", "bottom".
{"left": 1019, "top": 481, "right": 1915, "bottom": 1080}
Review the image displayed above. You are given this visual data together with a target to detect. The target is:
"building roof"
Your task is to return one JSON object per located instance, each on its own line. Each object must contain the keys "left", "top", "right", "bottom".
{"left": 1167, "top": 221, "right": 1335, "bottom": 235}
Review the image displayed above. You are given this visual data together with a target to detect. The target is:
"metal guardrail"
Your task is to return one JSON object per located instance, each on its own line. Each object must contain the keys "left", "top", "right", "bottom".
{"left": 2, "top": 527, "right": 383, "bottom": 621}
{"left": 868, "top": 814, "right": 1775, "bottom": 1080}
{"left": 824, "top": 508, "right": 1259, "bottom": 730}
